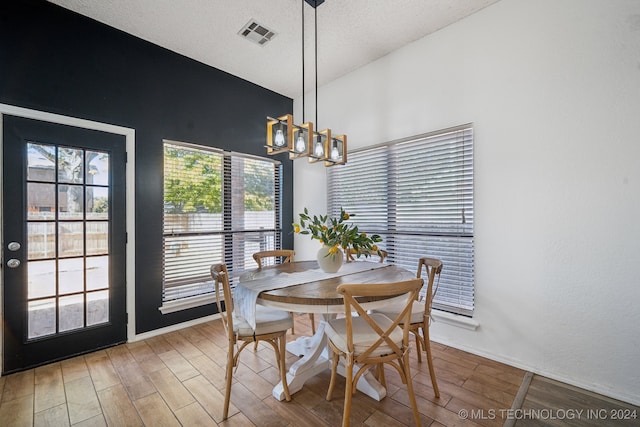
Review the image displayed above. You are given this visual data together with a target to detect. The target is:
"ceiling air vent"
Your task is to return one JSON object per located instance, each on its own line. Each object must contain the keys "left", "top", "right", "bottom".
{"left": 238, "top": 20, "right": 277, "bottom": 46}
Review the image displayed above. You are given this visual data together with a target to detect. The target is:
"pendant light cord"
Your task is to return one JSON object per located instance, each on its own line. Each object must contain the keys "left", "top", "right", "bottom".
{"left": 301, "top": 0, "right": 305, "bottom": 122}
{"left": 314, "top": 5, "right": 318, "bottom": 128}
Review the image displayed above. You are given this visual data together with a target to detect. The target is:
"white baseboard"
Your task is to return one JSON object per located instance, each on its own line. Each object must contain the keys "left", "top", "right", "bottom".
{"left": 128, "top": 313, "right": 221, "bottom": 342}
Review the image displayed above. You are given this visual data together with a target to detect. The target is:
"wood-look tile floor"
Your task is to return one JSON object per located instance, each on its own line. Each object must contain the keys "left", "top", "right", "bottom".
{"left": 0, "top": 314, "right": 636, "bottom": 426}
{"left": 513, "top": 375, "right": 639, "bottom": 427}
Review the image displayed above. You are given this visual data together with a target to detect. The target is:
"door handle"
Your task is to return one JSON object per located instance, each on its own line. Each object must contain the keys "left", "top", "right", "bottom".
{"left": 8, "top": 242, "right": 21, "bottom": 251}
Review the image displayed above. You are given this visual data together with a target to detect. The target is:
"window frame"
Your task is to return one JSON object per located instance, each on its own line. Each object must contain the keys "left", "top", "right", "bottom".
{"left": 160, "top": 140, "right": 282, "bottom": 314}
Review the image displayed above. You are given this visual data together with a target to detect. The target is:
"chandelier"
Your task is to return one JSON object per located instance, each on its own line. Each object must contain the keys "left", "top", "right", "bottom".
{"left": 266, "top": 0, "right": 347, "bottom": 167}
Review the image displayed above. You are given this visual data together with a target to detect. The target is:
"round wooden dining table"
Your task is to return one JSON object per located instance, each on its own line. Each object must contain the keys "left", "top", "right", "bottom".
{"left": 238, "top": 260, "right": 416, "bottom": 401}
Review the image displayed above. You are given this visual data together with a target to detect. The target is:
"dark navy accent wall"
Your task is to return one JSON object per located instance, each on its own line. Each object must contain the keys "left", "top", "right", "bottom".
{"left": 1, "top": 0, "right": 294, "bottom": 334}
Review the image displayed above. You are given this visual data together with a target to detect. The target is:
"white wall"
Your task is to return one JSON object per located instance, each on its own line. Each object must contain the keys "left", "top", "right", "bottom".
{"left": 293, "top": 0, "right": 640, "bottom": 405}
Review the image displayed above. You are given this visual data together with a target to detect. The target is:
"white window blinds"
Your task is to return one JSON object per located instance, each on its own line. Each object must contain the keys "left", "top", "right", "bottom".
{"left": 327, "top": 125, "right": 474, "bottom": 316}
{"left": 163, "top": 141, "right": 281, "bottom": 303}
{"left": 225, "top": 153, "right": 282, "bottom": 275}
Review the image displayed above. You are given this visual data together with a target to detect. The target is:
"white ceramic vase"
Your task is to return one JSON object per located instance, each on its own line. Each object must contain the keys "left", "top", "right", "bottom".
{"left": 316, "top": 246, "right": 343, "bottom": 273}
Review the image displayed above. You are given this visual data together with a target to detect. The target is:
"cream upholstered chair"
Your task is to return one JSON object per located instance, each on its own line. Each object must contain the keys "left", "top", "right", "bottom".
{"left": 345, "top": 247, "right": 388, "bottom": 263}
{"left": 210, "top": 263, "right": 292, "bottom": 420}
{"left": 252, "top": 250, "right": 315, "bottom": 335}
{"left": 325, "top": 279, "right": 424, "bottom": 427}
{"left": 373, "top": 257, "right": 442, "bottom": 397}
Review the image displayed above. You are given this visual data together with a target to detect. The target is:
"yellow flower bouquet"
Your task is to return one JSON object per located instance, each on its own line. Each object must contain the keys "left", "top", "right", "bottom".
{"left": 293, "top": 207, "right": 383, "bottom": 259}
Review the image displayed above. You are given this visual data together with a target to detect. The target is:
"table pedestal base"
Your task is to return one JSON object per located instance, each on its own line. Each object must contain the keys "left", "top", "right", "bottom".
{"left": 272, "top": 320, "right": 387, "bottom": 402}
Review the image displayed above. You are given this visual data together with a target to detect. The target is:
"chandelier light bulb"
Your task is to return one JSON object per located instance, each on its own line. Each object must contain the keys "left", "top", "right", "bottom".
{"left": 274, "top": 129, "right": 285, "bottom": 147}
{"left": 314, "top": 139, "right": 324, "bottom": 157}
{"left": 330, "top": 145, "right": 340, "bottom": 161}
{"left": 295, "top": 134, "right": 306, "bottom": 152}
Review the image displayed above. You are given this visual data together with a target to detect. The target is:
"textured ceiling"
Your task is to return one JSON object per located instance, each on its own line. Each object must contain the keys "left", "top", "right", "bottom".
{"left": 47, "top": 0, "right": 500, "bottom": 99}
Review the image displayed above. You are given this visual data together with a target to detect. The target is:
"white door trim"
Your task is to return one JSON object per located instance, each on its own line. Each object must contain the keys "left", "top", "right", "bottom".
{"left": 0, "top": 103, "right": 136, "bottom": 372}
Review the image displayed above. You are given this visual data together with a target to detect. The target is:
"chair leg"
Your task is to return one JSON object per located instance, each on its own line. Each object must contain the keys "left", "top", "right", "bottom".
{"left": 278, "top": 334, "right": 292, "bottom": 401}
{"left": 375, "top": 363, "right": 386, "bottom": 388}
{"left": 223, "top": 341, "right": 235, "bottom": 420}
{"left": 403, "top": 352, "right": 423, "bottom": 427}
{"left": 309, "top": 313, "right": 316, "bottom": 335}
{"left": 423, "top": 326, "right": 440, "bottom": 398}
{"left": 414, "top": 330, "right": 423, "bottom": 363}
{"left": 342, "top": 360, "right": 354, "bottom": 427}
{"left": 326, "top": 351, "right": 340, "bottom": 401}
{"left": 290, "top": 312, "right": 295, "bottom": 334}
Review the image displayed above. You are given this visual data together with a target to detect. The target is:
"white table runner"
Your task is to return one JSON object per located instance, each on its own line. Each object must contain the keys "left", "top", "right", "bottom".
{"left": 235, "top": 262, "right": 387, "bottom": 330}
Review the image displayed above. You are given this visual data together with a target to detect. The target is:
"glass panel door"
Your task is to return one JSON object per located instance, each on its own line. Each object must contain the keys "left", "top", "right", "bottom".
{"left": 2, "top": 115, "right": 127, "bottom": 373}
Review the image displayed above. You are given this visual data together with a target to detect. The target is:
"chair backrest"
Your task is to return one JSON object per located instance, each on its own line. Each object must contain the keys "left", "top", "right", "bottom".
{"left": 416, "top": 257, "right": 443, "bottom": 314}
{"left": 252, "top": 249, "right": 295, "bottom": 268}
{"left": 337, "top": 279, "right": 423, "bottom": 363}
{"left": 345, "top": 248, "right": 388, "bottom": 263}
{"left": 210, "top": 263, "right": 234, "bottom": 341}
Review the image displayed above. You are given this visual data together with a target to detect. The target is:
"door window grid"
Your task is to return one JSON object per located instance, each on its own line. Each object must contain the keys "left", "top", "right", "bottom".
{"left": 26, "top": 142, "right": 111, "bottom": 339}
